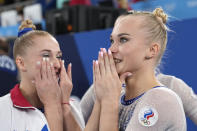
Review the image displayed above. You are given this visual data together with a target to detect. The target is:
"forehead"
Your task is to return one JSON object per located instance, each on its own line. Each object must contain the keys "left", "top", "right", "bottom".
{"left": 32, "top": 35, "right": 60, "bottom": 53}
{"left": 112, "top": 15, "right": 143, "bottom": 36}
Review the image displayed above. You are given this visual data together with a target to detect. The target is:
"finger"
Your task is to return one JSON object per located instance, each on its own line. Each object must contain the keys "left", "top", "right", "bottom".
{"left": 35, "top": 61, "right": 42, "bottom": 82}
{"left": 41, "top": 57, "right": 47, "bottom": 79}
{"left": 120, "top": 72, "right": 132, "bottom": 84}
{"left": 95, "top": 60, "right": 101, "bottom": 80}
{"left": 108, "top": 49, "right": 116, "bottom": 73}
{"left": 103, "top": 48, "right": 111, "bottom": 73}
{"left": 46, "top": 58, "right": 53, "bottom": 80}
{"left": 98, "top": 51, "right": 105, "bottom": 76}
{"left": 50, "top": 62, "right": 57, "bottom": 81}
{"left": 93, "top": 60, "right": 98, "bottom": 98}
{"left": 93, "top": 60, "right": 96, "bottom": 83}
{"left": 60, "top": 60, "right": 69, "bottom": 80}
{"left": 67, "top": 63, "right": 72, "bottom": 81}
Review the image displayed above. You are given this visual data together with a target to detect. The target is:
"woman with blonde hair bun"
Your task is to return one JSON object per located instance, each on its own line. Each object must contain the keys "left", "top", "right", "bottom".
{"left": 84, "top": 8, "right": 186, "bottom": 131}
{"left": 0, "top": 20, "right": 84, "bottom": 131}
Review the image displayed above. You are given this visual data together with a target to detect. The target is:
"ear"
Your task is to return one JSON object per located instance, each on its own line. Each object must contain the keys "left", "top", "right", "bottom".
{"left": 145, "top": 43, "right": 160, "bottom": 59}
{"left": 15, "top": 56, "right": 27, "bottom": 72}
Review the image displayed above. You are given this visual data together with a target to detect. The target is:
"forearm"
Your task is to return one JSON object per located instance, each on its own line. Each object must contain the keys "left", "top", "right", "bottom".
{"left": 63, "top": 104, "right": 82, "bottom": 131}
{"left": 99, "top": 100, "right": 119, "bottom": 131}
{"left": 84, "top": 100, "right": 101, "bottom": 131}
{"left": 44, "top": 103, "right": 63, "bottom": 131}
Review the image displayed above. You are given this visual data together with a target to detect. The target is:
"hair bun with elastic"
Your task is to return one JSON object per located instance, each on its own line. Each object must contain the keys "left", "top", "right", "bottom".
{"left": 153, "top": 8, "right": 168, "bottom": 24}
{"left": 18, "top": 20, "right": 36, "bottom": 37}
{"left": 19, "top": 20, "right": 36, "bottom": 31}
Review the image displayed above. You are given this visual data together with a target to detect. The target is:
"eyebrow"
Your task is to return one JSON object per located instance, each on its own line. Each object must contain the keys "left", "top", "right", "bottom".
{"left": 118, "top": 33, "right": 130, "bottom": 37}
{"left": 40, "top": 49, "right": 62, "bottom": 54}
{"left": 110, "top": 33, "right": 131, "bottom": 38}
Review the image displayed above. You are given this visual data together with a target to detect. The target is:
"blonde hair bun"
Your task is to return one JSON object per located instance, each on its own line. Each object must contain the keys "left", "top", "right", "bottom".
{"left": 19, "top": 19, "right": 36, "bottom": 31}
{"left": 153, "top": 8, "right": 168, "bottom": 24}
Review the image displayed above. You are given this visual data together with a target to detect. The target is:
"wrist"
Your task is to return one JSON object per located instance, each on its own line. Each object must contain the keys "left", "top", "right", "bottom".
{"left": 62, "top": 100, "right": 71, "bottom": 110}
{"left": 62, "top": 103, "right": 71, "bottom": 115}
{"left": 62, "top": 96, "right": 70, "bottom": 104}
{"left": 101, "top": 98, "right": 119, "bottom": 107}
{"left": 44, "top": 103, "right": 62, "bottom": 113}
{"left": 62, "top": 102, "right": 70, "bottom": 105}
{"left": 101, "top": 99, "right": 119, "bottom": 118}
{"left": 102, "top": 94, "right": 120, "bottom": 102}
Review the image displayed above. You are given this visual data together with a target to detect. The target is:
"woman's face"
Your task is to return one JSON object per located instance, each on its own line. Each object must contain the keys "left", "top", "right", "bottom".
{"left": 22, "top": 35, "right": 62, "bottom": 81}
{"left": 110, "top": 16, "right": 150, "bottom": 75}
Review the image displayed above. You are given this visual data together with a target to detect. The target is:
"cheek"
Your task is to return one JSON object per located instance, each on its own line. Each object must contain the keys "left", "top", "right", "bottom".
{"left": 122, "top": 47, "right": 145, "bottom": 71}
{"left": 25, "top": 58, "right": 39, "bottom": 73}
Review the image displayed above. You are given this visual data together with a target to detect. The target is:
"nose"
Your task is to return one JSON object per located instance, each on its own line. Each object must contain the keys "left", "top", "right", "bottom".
{"left": 109, "top": 43, "right": 118, "bottom": 53}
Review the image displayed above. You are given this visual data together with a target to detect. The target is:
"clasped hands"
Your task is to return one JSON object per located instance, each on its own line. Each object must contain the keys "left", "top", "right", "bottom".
{"left": 93, "top": 48, "right": 132, "bottom": 103}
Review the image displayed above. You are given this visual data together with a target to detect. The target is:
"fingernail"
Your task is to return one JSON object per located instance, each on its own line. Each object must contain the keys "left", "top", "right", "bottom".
{"left": 37, "top": 61, "right": 41, "bottom": 65}
{"left": 100, "top": 51, "right": 103, "bottom": 57}
{"left": 61, "top": 60, "right": 65, "bottom": 67}
{"left": 70, "top": 63, "right": 72, "bottom": 67}
{"left": 103, "top": 48, "right": 107, "bottom": 53}
{"left": 43, "top": 57, "right": 46, "bottom": 61}
{"left": 108, "top": 49, "right": 111, "bottom": 55}
{"left": 50, "top": 63, "right": 53, "bottom": 67}
{"left": 46, "top": 58, "right": 49, "bottom": 61}
{"left": 96, "top": 60, "right": 98, "bottom": 64}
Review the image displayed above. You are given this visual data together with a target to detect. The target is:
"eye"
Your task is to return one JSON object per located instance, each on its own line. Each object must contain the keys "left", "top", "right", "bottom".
{"left": 42, "top": 53, "right": 50, "bottom": 58}
{"left": 110, "top": 39, "right": 114, "bottom": 44}
{"left": 120, "top": 37, "right": 128, "bottom": 43}
{"left": 56, "top": 55, "right": 62, "bottom": 60}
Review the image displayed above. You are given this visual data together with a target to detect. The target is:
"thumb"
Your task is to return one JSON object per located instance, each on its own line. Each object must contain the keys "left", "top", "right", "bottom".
{"left": 120, "top": 72, "right": 132, "bottom": 84}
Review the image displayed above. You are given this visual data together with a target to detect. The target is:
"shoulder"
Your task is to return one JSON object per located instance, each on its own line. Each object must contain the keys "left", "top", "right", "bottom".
{"left": 157, "top": 74, "right": 190, "bottom": 88}
{"left": 0, "top": 94, "right": 13, "bottom": 113}
{"left": 0, "top": 94, "right": 12, "bottom": 106}
{"left": 142, "top": 87, "right": 183, "bottom": 108}
{"left": 0, "top": 94, "right": 13, "bottom": 129}
{"left": 80, "top": 84, "right": 96, "bottom": 110}
{"left": 157, "top": 74, "right": 194, "bottom": 100}
{"left": 80, "top": 84, "right": 96, "bottom": 124}
{"left": 126, "top": 87, "right": 186, "bottom": 130}
{"left": 146, "top": 87, "right": 180, "bottom": 99}
{"left": 70, "top": 100, "right": 85, "bottom": 129}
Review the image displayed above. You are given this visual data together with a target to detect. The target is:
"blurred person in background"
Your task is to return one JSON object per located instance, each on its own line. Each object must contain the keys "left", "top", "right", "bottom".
{"left": 0, "top": 37, "right": 18, "bottom": 97}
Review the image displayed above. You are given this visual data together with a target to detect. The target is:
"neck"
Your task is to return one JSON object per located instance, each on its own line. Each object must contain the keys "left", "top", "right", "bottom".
{"left": 125, "top": 67, "right": 160, "bottom": 101}
{"left": 19, "top": 78, "right": 43, "bottom": 108}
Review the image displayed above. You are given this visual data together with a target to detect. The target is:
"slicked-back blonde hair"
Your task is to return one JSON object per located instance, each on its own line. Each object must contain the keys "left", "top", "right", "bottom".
{"left": 119, "top": 8, "right": 169, "bottom": 65}
{"left": 13, "top": 20, "right": 52, "bottom": 60}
